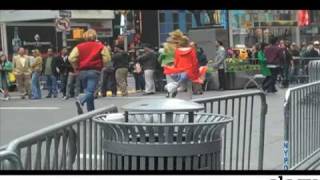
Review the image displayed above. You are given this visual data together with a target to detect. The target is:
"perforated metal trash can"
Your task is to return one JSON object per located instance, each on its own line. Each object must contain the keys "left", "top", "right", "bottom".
{"left": 93, "top": 112, "right": 232, "bottom": 170}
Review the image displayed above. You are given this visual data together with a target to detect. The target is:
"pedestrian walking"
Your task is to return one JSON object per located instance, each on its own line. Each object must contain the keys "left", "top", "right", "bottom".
{"left": 112, "top": 45, "right": 129, "bottom": 96}
{"left": 69, "top": 29, "right": 111, "bottom": 114}
{"left": 56, "top": 47, "right": 70, "bottom": 99}
{"left": 132, "top": 58, "right": 145, "bottom": 92}
{"left": 193, "top": 44, "right": 207, "bottom": 95}
{"left": 279, "top": 41, "right": 293, "bottom": 88}
{"left": 289, "top": 42, "right": 300, "bottom": 84}
{"left": 100, "top": 61, "right": 117, "bottom": 97}
{"left": 257, "top": 43, "right": 271, "bottom": 91}
{"left": 0, "top": 52, "right": 13, "bottom": 100}
{"left": 213, "top": 40, "right": 227, "bottom": 91}
{"left": 264, "top": 37, "right": 283, "bottom": 93}
{"left": 137, "top": 44, "right": 158, "bottom": 95}
{"left": 30, "top": 49, "right": 43, "bottom": 99}
{"left": 12, "top": 47, "right": 32, "bottom": 99}
{"left": 43, "top": 48, "right": 59, "bottom": 98}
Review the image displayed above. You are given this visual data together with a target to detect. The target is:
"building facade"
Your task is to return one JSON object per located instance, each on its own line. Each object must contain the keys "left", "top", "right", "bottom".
{"left": 0, "top": 10, "right": 114, "bottom": 56}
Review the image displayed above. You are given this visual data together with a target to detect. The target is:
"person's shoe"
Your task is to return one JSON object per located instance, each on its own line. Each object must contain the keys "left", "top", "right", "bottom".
{"left": 53, "top": 95, "right": 57, "bottom": 98}
{"left": 63, "top": 96, "right": 69, "bottom": 100}
{"left": 142, "top": 92, "right": 154, "bottom": 95}
{"left": 46, "top": 95, "right": 51, "bottom": 98}
{"left": 21, "top": 95, "right": 25, "bottom": 99}
{"left": 218, "top": 88, "right": 224, "bottom": 91}
{"left": 75, "top": 99, "right": 84, "bottom": 115}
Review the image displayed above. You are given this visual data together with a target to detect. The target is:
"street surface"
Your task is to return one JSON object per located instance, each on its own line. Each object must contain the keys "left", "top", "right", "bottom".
{"left": 0, "top": 77, "right": 293, "bottom": 170}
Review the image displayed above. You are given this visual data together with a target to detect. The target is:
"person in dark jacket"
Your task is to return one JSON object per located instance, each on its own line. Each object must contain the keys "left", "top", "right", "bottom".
{"left": 289, "top": 43, "right": 300, "bottom": 84}
{"left": 112, "top": 45, "right": 130, "bottom": 96}
{"left": 264, "top": 37, "right": 283, "bottom": 93}
{"left": 56, "top": 47, "right": 71, "bottom": 99}
{"left": 43, "top": 48, "right": 59, "bottom": 98}
{"left": 137, "top": 44, "right": 158, "bottom": 95}
{"left": 279, "top": 41, "right": 293, "bottom": 88}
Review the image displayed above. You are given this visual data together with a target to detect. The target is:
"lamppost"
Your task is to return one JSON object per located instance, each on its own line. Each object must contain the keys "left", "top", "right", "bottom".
{"left": 115, "top": 10, "right": 129, "bottom": 52}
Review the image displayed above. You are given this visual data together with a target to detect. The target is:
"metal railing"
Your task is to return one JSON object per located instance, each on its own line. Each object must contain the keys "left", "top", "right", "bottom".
{"left": 291, "top": 57, "right": 320, "bottom": 84}
{"left": 193, "top": 90, "right": 267, "bottom": 170}
{"left": 309, "top": 60, "right": 320, "bottom": 83}
{"left": 5, "top": 105, "right": 118, "bottom": 170}
{"left": 284, "top": 81, "right": 320, "bottom": 170}
{"left": 0, "top": 150, "right": 23, "bottom": 170}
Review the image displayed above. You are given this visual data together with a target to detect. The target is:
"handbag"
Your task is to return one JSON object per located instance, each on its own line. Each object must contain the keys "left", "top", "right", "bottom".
{"left": 8, "top": 72, "right": 16, "bottom": 83}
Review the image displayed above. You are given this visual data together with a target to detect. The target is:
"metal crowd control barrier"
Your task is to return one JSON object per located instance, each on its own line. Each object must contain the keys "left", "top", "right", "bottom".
{"left": 308, "top": 60, "right": 320, "bottom": 83}
{"left": 291, "top": 57, "right": 320, "bottom": 84}
{"left": 5, "top": 105, "right": 118, "bottom": 170}
{"left": 193, "top": 90, "right": 267, "bottom": 170}
{"left": 0, "top": 150, "right": 23, "bottom": 170}
{"left": 284, "top": 81, "right": 320, "bottom": 170}
{"left": 93, "top": 112, "right": 232, "bottom": 170}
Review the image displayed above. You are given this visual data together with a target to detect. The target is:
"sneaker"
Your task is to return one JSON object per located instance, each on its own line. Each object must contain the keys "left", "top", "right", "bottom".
{"left": 63, "top": 96, "right": 69, "bottom": 100}
{"left": 75, "top": 99, "right": 84, "bottom": 115}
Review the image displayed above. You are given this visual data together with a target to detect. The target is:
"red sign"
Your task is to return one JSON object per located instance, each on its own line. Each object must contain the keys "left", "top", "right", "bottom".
{"left": 298, "top": 10, "right": 309, "bottom": 27}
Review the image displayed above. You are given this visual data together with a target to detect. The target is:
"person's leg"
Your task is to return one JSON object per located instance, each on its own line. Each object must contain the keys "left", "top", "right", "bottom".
{"left": 100, "top": 70, "right": 108, "bottom": 97}
{"left": 66, "top": 73, "right": 73, "bottom": 98}
{"left": 15, "top": 75, "right": 24, "bottom": 97}
{"left": 74, "top": 75, "right": 81, "bottom": 97}
{"left": 46, "top": 75, "right": 52, "bottom": 97}
{"left": 61, "top": 74, "right": 68, "bottom": 97}
{"left": 25, "top": 74, "right": 31, "bottom": 98}
{"left": 36, "top": 72, "right": 41, "bottom": 99}
{"left": 144, "top": 69, "right": 155, "bottom": 93}
{"left": 149, "top": 70, "right": 155, "bottom": 93}
{"left": 79, "top": 70, "right": 99, "bottom": 112}
{"left": 133, "top": 73, "right": 139, "bottom": 91}
{"left": 144, "top": 70, "right": 151, "bottom": 93}
{"left": 31, "top": 72, "right": 37, "bottom": 99}
{"left": 51, "top": 75, "right": 58, "bottom": 97}
{"left": 116, "top": 68, "right": 128, "bottom": 96}
{"left": 218, "top": 69, "right": 225, "bottom": 90}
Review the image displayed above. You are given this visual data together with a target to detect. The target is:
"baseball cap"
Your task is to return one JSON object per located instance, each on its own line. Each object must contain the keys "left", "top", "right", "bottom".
{"left": 314, "top": 41, "right": 320, "bottom": 45}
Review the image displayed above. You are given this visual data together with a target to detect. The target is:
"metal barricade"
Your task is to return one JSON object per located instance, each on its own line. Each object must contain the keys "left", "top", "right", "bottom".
{"left": 0, "top": 150, "right": 23, "bottom": 170}
{"left": 5, "top": 105, "right": 118, "bottom": 170}
{"left": 291, "top": 57, "right": 320, "bottom": 84}
{"left": 193, "top": 90, "right": 267, "bottom": 170}
{"left": 308, "top": 60, "right": 320, "bottom": 83}
{"left": 284, "top": 81, "right": 320, "bottom": 170}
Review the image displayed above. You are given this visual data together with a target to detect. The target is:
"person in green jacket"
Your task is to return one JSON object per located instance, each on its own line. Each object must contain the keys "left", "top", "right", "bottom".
{"left": 0, "top": 52, "right": 13, "bottom": 99}
{"left": 158, "top": 42, "right": 175, "bottom": 84}
{"left": 257, "top": 43, "right": 271, "bottom": 92}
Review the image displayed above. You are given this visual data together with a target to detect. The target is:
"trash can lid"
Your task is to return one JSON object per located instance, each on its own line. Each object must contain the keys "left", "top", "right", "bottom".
{"left": 100, "top": 113, "right": 125, "bottom": 122}
{"left": 122, "top": 99, "right": 204, "bottom": 113}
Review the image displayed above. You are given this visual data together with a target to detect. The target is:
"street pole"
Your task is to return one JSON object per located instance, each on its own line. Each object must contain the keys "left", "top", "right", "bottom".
{"left": 228, "top": 10, "right": 234, "bottom": 48}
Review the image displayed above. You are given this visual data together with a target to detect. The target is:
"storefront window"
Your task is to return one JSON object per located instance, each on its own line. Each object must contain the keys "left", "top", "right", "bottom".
{"left": 300, "top": 10, "right": 320, "bottom": 44}
{"left": 230, "top": 10, "right": 299, "bottom": 48}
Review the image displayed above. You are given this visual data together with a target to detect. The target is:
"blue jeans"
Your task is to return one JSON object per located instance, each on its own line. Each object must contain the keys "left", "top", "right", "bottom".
{"left": 46, "top": 75, "right": 58, "bottom": 96}
{"left": 79, "top": 70, "right": 100, "bottom": 112}
{"left": 31, "top": 72, "right": 41, "bottom": 99}
{"left": 170, "top": 72, "right": 188, "bottom": 85}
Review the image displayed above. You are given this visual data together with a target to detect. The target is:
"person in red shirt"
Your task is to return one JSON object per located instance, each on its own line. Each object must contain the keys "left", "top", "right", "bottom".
{"left": 163, "top": 35, "right": 203, "bottom": 98}
{"left": 69, "top": 29, "right": 111, "bottom": 114}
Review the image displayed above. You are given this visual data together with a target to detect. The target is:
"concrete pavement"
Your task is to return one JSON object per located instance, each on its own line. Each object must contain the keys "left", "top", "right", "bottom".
{"left": 0, "top": 85, "right": 290, "bottom": 170}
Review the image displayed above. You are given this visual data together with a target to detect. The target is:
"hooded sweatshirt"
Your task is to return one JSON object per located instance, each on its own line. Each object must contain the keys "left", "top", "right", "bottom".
{"left": 164, "top": 47, "right": 201, "bottom": 82}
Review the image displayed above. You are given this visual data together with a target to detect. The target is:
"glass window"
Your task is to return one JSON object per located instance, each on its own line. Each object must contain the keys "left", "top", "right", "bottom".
{"left": 159, "top": 13, "right": 165, "bottom": 23}
{"left": 173, "top": 23, "right": 180, "bottom": 30}
{"left": 186, "top": 13, "right": 192, "bottom": 24}
{"left": 173, "top": 13, "right": 179, "bottom": 23}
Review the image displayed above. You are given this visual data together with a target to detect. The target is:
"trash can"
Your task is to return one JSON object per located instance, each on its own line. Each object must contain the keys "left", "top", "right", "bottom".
{"left": 93, "top": 99, "right": 233, "bottom": 170}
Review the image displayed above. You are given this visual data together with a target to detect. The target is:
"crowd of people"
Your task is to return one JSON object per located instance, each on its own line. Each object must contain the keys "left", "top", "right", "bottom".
{"left": 1, "top": 28, "right": 320, "bottom": 112}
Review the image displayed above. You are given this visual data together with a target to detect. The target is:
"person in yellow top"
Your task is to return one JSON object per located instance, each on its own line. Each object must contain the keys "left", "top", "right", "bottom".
{"left": 12, "top": 47, "right": 32, "bottom": 99}
{"left": 30, "top": 49, "right": 43, "bottom": 99}
{"left": 68, "top": 29, "right": 111, "bottom": 114}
